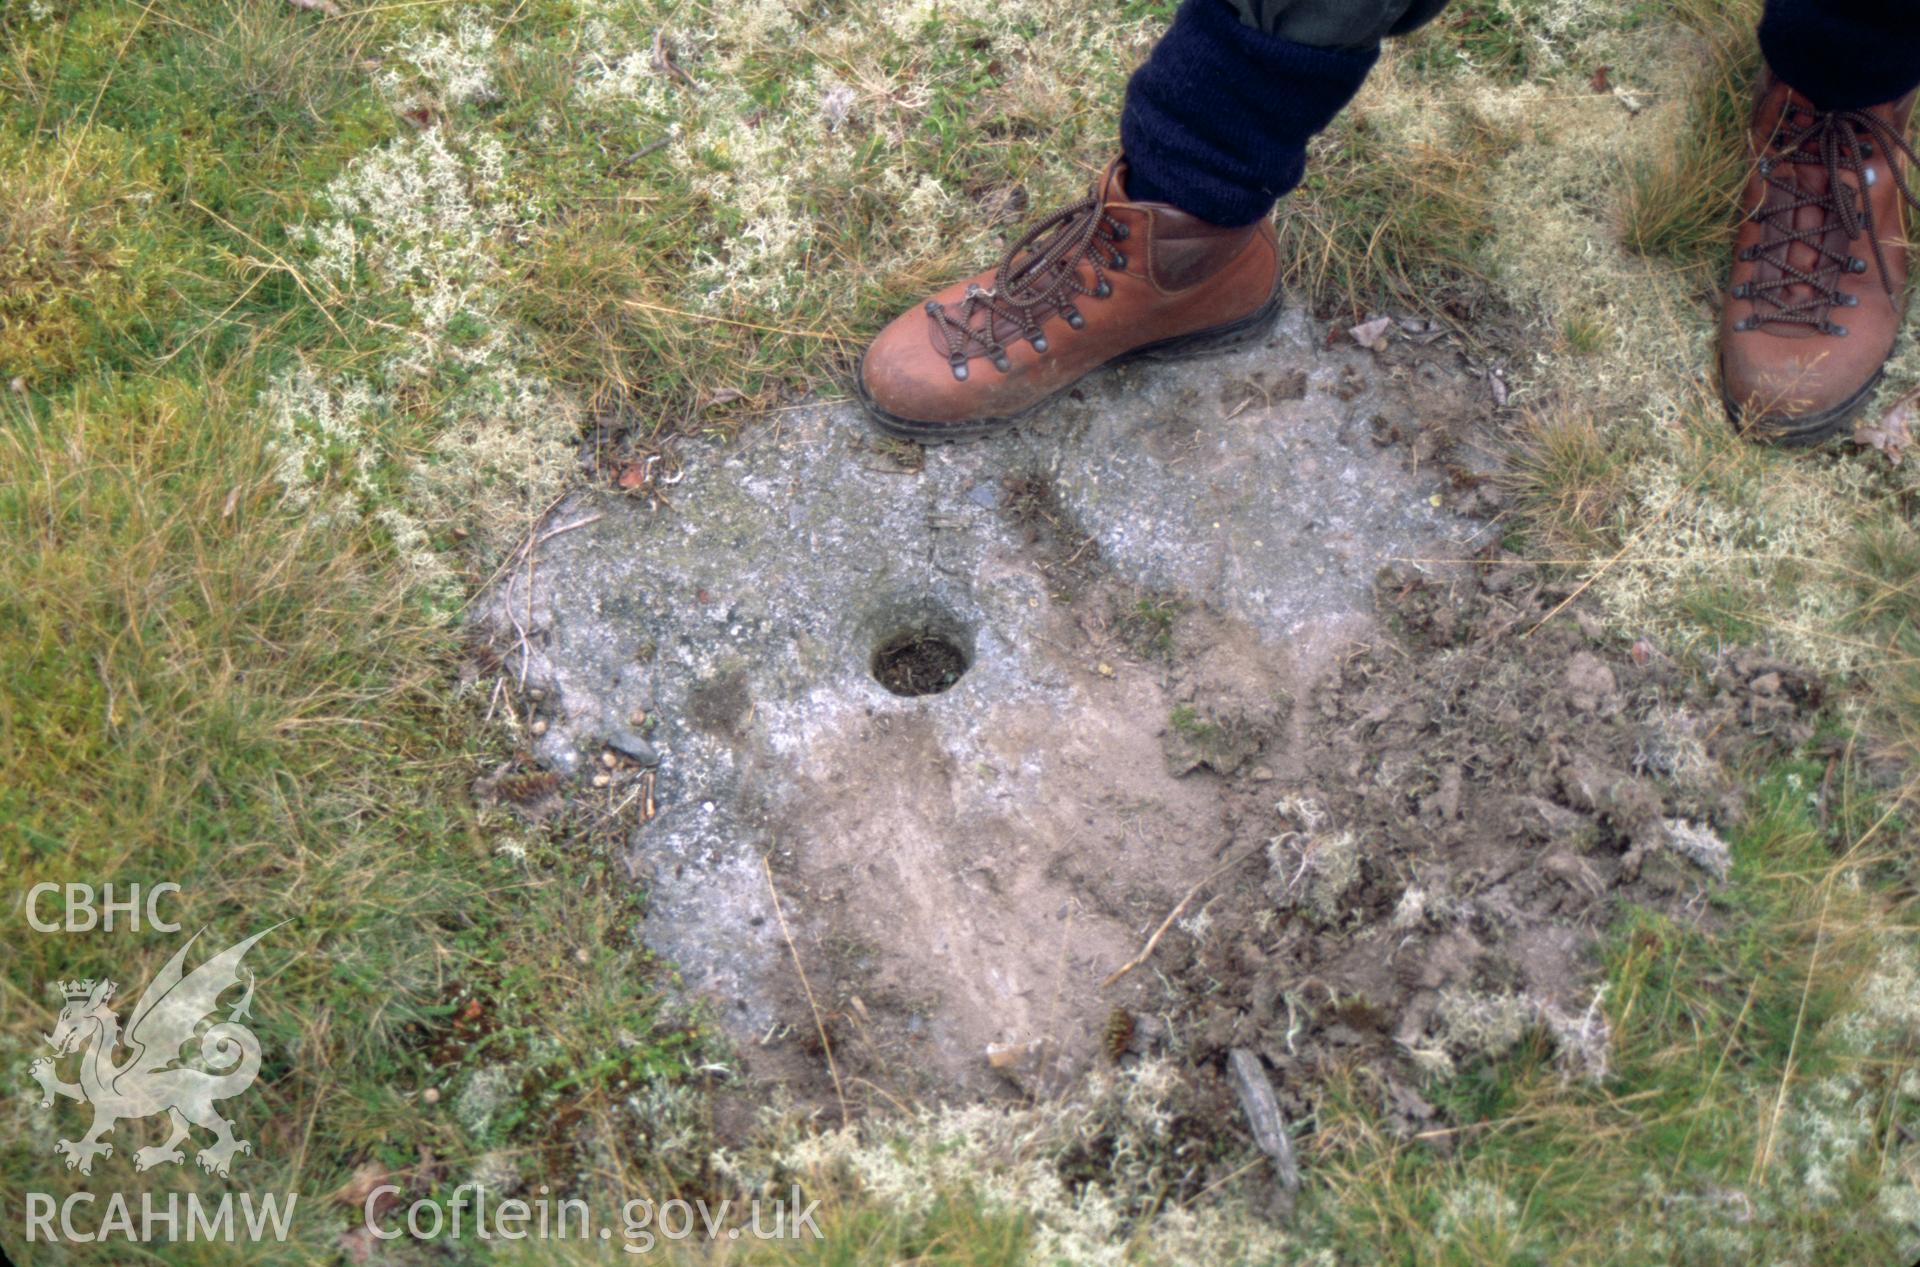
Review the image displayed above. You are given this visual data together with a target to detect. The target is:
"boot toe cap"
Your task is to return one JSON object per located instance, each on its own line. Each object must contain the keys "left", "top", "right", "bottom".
{"left": 858, "top": 307, "right": 974, "bottom": 428}
{"left": 1721, "top": 334, "right": 1887, "bottom": 440}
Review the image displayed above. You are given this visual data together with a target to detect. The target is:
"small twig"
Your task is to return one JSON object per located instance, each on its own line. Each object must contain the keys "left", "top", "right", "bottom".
{"left": 534, "top": 513, "right": 601, "bottom": 547}
{"left": 519, "top": 525, "right": 538, "bottom": 689}
{"left": 762, "top": 855, "right": 848, "bottom": 1127}
{"left": 1178, "top": 1155, "right": 1269, "bottom": 1209}
{"left": 1103, "top": 844, "right": 1266, "bottom": 988}
{"left": 613, "top": 137, "right": 672, "bottom": 170}
{"left": 651, "top": 30, "right": 701, "bottom": 92}
{"left": 598, "top": 782, "right": 646, "bottom": 826}
{"left": 849, "top": 1076, "right": 912, "bottom": 1117}
{"left": 475, "top": 492, "right": 571, "bottom": 597}
{"left": 495, "top": 503, "right": 596, "bottom": 690}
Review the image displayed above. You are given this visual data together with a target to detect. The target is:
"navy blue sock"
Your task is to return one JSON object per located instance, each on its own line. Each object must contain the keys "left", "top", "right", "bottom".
{"left": 1119, "top": 0, "right": 1380, "bottom": 226}
{"left": 1759, "top": 0, "right": 1920, "bottom": 111}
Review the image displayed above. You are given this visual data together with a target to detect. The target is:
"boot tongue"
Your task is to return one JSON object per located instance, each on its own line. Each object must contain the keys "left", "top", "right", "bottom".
{"left": 1096, "top": 157, "right": 1134, "bottom": 207}
{"left": 1772, "top": 92, "right": 1843, "bottom": 309}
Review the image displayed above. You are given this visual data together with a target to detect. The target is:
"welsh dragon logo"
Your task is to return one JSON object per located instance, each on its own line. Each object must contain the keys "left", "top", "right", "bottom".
{"left": 28, "top": 925, "right": 280, "bottom": 1177}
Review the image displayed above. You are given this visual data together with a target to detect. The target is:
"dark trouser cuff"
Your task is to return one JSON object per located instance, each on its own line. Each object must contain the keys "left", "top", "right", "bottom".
{"left": 1119, "top": 0, "right": 1379, "bottom": 227}
{"left": 1227, "top": 0, "right": 1450, "bottom": 49}
{"left": 1759, "top": 0, "right": 1920, "bottom": 111}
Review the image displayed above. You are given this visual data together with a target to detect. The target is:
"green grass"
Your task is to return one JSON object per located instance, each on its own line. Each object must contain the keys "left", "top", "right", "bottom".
{"left": 0, "top": 3, "right": 716, "bottom": 1261}
{"left": 1296, "top": 760, "right": 1917, "bottom": 1265}
{"left": 1113, "top": 593, "right": 1183, "bottom": 661}
{"left": 1617, "top": 0, "right": 1759, "bottom": 273}
{"left": 1278, "top": 101, "right": 1511, "bottom": 321}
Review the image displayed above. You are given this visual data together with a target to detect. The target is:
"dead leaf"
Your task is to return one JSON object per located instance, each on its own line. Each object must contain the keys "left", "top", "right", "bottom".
{"left": 985, "top": 1038, "right": 1045, "bottom": 1070}
{"left": 1488, "top": 367, "right": 1510, "bottom": 407}
{"left": 616, "top": 462, "right": 650, "bottom": 490}
{"left": 329, "top": 1162, "right": 397, "bottom": 1215}
{"left": 221, "top": 487, "right": 242, "bottom": 519}
{"left": 1855, "top": 388, "right": 1917, "bottom": 462}
{"left": 287, "top": 0, "right": 342, "bottom": 14}
{"left": 1348, "top": 316, "right": 1393, "bottom": 352}
{"left": 1588, "top": 65, "right": 1612, "bottom": 93}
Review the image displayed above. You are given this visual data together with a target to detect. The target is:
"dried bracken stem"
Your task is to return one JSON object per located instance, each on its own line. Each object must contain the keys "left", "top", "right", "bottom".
{"left": 762, "top": 854, "right": 848, "bottom": 1127}
{"left": 1102, "top": 844, "right": 1265, "bottom": 989}
{"left": 617, "top": 297, "right": 853, "bottom": 343}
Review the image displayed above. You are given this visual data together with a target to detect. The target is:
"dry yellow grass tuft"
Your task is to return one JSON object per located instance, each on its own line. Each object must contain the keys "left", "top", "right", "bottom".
{"left": 0, "top": 143, "right": 145, "bottom": 381}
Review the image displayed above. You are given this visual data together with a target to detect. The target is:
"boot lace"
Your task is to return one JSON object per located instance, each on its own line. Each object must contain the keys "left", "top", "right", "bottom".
{"left": 1734, "top": 100, "right": 1920, "bottom": 336}
{"left": 926, "top": 192, "right": 1130, "bottom": 380}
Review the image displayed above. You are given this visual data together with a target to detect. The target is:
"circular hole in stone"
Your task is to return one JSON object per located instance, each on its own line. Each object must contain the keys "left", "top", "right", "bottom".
{"left": 871, "top": 630, "right": 970, "bottom": 697}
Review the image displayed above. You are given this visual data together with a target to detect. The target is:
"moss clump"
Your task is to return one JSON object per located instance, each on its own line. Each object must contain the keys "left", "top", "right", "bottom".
{"left": 0, "top": 158, "right": 137, "bottom": 382}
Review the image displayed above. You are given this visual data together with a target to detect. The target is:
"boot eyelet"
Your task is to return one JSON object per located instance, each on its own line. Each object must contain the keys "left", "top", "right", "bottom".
{"left": 1733, "top": 317, "right": 1753, "bottom": 332}
{"left": 1732, "top": 283, "right": 1749, "bottom": 299}
{"left": 1757, "top": 158, "right": 1773, "bottom": 176}
{"left": 1094, "top": 280, "right": 1112, "bottom": 299}
{"left": 1113, "top": 252, "right": 1129, "bottom": 269}
{"left": 1842, "top": 293, "right": 1860, "bottom": 307}
{"left": 1113, "top": 222, "right": 1129, "bottom": 240}
{"left": 1825, "top": 321, "right": 1849, "bottom": 336}
{"left": 950, "top": 359, "right": 970, "bottom": 381}
{"left": 1850, "top": 256, "right": 1869, "bottom": 273}
{"left": 991, "top": 353, "right": 1012, "bottom": 373}
{"left": 1063, "top": 306, "right": 1085, "bottom": 330}
{"left": 1029, "top": 333, "right": 1049, "bottom": 353}
{"left": 1739, "top": 247, "right": 1754, "bottom": 262}
{"left": 925, "top": 300, "right": 942, "bottom": 316}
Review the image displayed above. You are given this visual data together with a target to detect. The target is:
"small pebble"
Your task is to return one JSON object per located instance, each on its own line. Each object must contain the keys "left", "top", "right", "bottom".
{"left": 527, "top": 687, "right": 546, "bottom": 703}
{"left": 601, "top": 751, "right": 619, "bottom": 769}
{"left": 592, "top": 772, "right": 611, "bottom": 788}
{"left": 422, "top": 1087, "right": 440, "bottom": 1105}
{"left": 529, "top": 719, "right": 548, "bottom": 737}
{"left": 606, "top": 727, "right": 660, "bottom": 766}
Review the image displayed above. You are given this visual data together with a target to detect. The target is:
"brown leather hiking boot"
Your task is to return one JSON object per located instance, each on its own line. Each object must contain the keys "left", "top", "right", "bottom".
{"left": 1721, "top": 73, "right": 1920, "bottom": 445}
{"left": 857, "top": 159, "right": 1282, "bottom": 442}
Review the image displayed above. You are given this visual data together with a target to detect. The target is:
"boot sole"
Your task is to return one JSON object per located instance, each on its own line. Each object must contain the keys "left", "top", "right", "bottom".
{"left": 1721, "top": 366, "right": 1881, "bottom": 448}
{"left": 856, "top": 285, "right": 1286, "bottom": 445}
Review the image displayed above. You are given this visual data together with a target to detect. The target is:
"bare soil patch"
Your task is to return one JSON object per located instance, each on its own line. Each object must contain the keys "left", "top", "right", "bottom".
{"left": 754, "top": 545, "right": 1819, "bottom": 1137}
